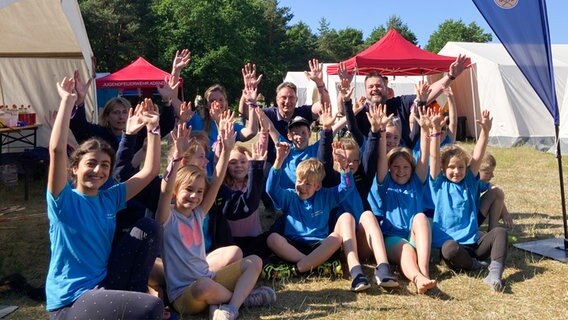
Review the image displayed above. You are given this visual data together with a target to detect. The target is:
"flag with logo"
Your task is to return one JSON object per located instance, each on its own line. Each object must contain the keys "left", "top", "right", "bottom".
{"left": 473, "top": 0, "right": 559, "bottom": 125}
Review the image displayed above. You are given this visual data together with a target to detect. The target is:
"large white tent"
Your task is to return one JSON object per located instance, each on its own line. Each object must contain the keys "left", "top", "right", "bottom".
{"left": 0, "top": 0, "right": 95, "bottom": 149}
{"left": 438, "top": 42, "right": 568, "bottom": 153}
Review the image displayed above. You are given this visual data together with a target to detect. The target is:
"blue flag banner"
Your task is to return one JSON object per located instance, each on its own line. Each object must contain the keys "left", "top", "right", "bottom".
{"left": 473, "top": 0, "right": 559, "bottom": 125}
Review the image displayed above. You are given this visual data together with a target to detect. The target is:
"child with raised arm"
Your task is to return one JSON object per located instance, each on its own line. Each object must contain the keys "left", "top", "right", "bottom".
{"left": 478, "top": 153, "right": 513, "bottom": 232}
{"left": 430, "top": 110, "right": 509, "bottom": 291}
{"left": 368, "top": 99, "right": 437, "bottom": 294}
{"left": 265, "top": 144, "right": 371, "bottom": 292}
{"left": 320, "top": 67, "right": 398, "bottom": 289}
{"left": 156, "top": 121, "right": 275, "bottom": 320}
{"left": 46, "top": 77, "right": 163, "bottom": 319}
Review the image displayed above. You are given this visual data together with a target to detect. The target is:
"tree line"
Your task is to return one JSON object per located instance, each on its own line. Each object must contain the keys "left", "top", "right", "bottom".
{"left": 79, "top": 0, "right": 491, "bottom": 105}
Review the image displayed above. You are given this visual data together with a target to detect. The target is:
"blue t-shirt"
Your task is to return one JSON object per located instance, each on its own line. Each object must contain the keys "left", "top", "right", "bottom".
{"left": 266, "top": 167, "right": 354, "bottom": 242}
{"left": 430, "top": 169, "right": 480, "bottom": 248}
{"left": 45, "top": 182, "right": 126, "bottom": 311}
{"left": 263, "top": 105, "right": 314, "bottom": 163}
{"left": 368, "top": 172, "right": 424, "bottom": 238}
{"left": 279, "top": 142, "right": 320, "bottom": 190}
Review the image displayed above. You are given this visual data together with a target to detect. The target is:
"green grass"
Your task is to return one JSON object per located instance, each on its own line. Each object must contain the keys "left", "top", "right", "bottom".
{"left": 1, "top": 142, "right": 568, "bottom": 319}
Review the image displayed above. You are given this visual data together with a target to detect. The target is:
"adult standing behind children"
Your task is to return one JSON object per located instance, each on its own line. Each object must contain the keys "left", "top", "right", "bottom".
{"left": 354, "top": 54, "right": 470, "bottom": 148}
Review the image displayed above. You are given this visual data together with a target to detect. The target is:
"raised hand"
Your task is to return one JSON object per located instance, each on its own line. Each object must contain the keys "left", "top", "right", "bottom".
{"left": 172, "top": 49, "right": 191, "bottom": 72}
{"left": 366, "top": 103, "right": 383, "bottom": 133}
{"left": 218, "top": 110, "right": 235, "bottom": 133}
{"left": 354, "top": 96, "right": 367, "bottom": 115}
{"left": 219, "top": 117, "right": 237, "bottom": 153}
{"left": 304, "top": 58, "right": 324, "bottom": 86}
{"left": 431, "top": 109, "right": 445, "bottom": 131}
{"left": 171, "top": 122, "right": 192, "bottom": 160}
{"left": 337, "top": 62, "right": 353, "bottom": 89}
{"left": 125, "top": 102, "right": 146, "bottom": 135}
{"left": 275, "top": 142, "right": 290, "bottom": 160}
{"left": 157, "top": 75, "right": 180, "bottom": 102}
{"left": 477, "top": 110, "right": 493, "bottom": 132}
{"left": 255, "top": 108, "right": 271, "bottom": 132}
{"left": 415, "top": 80, "right": 431, "bottom": 102}
{"left": 242, "top": 63, "right": 263, "bottom": 89}
{"left": 243, "top": 82, "right": 258, "bottom": 103}
{"left": 449, "top": 54, "right": 470, "bottom": 78}
{"left": 178, "top": 101, "right": 194, "bottom": 124}
{"left": 332, "top": 141, "right": 348, "bottom": 171}
{"left": 318, "top": 102, "right": 335, "bottom": 129}
{"left": 57, "top": 77, "right": 77, "bottom": 102}
{"left": 250, "top": 139, "right": 268, "bottom": 161}
{"left": 73, "top": 70, "right": 92, "bottom": 105}
{"left": 414, "top": 106, "right": 433, "bottom": 129}
{"left": 141, "top": 98, "right": 160, "bottom": 131}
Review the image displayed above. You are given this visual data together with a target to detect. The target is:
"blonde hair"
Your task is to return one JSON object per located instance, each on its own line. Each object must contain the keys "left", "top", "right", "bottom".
{"left": 340, "top": 137, "right": 360, "bottom": 153}
{"left": 386, "top": 147, "right": 416, "bottom": 172}
{"left": 440, "top": 144, "right": 470, "bottom": 169}
{"left": 480, "top": 153, "right": 496, "bottom": 171}
{"left": 100, "top": 97, "right": 131, "bottom": 126}
{"left": 297, "top": 158, "right": 325, "bottom": 183}
{"left": 174, "top": 165, "right": 208, "bottom": 197}
{"left": 224, "top": 145, "right": 252, "bottom": 187}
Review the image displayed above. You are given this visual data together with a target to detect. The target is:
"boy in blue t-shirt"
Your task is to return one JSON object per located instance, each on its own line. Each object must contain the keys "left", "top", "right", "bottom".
{"left": 263, "top": 144, "right": 372, "bottom": 292}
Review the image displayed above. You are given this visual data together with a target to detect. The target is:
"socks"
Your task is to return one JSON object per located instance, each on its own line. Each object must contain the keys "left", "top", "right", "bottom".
{"left": 483, "top": 261, "right": 504, "bottom": 291}
{"left": 349, "top": 265, "right": 363, "bottom": 279}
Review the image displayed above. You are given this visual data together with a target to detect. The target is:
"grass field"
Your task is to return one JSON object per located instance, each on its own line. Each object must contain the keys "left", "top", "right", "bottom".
{"left": 1, "top": 142, "right": 568, "bottom": 319}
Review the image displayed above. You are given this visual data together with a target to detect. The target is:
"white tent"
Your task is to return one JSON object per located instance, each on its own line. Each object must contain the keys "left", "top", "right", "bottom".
{"left": 438, "top": 42, "right": 568, "bottom": 152}
{"left": 0, "top": 0, "right": 95, "bottom": 149}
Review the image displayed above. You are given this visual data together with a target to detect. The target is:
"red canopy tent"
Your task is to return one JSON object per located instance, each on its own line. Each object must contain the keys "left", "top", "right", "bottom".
{"left": 96, "top": 57, "right": 178, "bottom": 89}
{"left": 327, "top": 29, "right": 463, "bottom": 76}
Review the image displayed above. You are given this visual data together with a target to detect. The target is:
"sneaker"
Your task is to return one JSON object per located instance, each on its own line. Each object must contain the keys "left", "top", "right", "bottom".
{"left": 316, "top": 259, "right": 343, "bottom": 279}
{"left": 374, "top": 263, "right": 399, "bottom": 288}
{"left": 261, "top": 263, "right": 296, "bottom": 280}
{"left": 471, "top": 258, "right": 489, "bottom": 271}
{"left": 212, "top": 304, "right": 239, "bottom": 320}
{"left": 350, "top": 273, "right": 371, "bottom": 292}
{"left": 209, "top": 304, "right": 219, "bottom": 320}
{"left": 243, "top": 286, "right": 277, "bottom": 308}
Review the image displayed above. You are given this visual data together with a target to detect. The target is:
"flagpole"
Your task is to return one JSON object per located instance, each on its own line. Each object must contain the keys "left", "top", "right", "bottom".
{"left": 554, "top": 125, "right": 568, "bottom": 250}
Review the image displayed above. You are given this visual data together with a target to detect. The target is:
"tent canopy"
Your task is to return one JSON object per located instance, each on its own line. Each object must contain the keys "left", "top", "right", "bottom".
{"left": 438, "top": 42, "right": 568, "bottom": 153}
{"left": 327, "top": 29, "right": 461, "bottom": 76}
{"left": 96, "top": 57, "right": 173, "bottom": 89}
{"left": 0, "top": 0, "right": 94, "bottom": 149}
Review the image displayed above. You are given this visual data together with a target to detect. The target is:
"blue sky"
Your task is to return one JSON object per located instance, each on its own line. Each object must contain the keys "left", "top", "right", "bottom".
{"left": 278, "top": 0, "right": 567, "bottom": 47}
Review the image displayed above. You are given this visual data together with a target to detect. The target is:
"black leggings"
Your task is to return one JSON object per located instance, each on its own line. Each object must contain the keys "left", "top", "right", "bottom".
{"left": 48, "top": 288, "right": 163, "bottom": 320}
{"left": 441, "top": 227, "right": 507, "bottom": 270}
{"left": 49, "top": 218, "right": 162, "bottom": 319}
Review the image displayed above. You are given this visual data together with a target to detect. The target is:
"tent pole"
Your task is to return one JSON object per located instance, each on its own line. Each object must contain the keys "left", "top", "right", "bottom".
{"left": 554, "top": 125, "right": 568, "bottom": 250}
{"left": 470, "top": 66, "right": 479, "bottom": 140}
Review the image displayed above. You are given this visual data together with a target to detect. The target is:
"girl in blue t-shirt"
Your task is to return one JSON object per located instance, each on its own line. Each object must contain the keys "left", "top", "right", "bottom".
{"left": 369, "top": 100, "right": 437, "bottom": 294}
{"left": 46, "top": 76, "right": 164, "bottom": 319}
{"left": 430, "top": 110, "right": 508, "bottom": 292}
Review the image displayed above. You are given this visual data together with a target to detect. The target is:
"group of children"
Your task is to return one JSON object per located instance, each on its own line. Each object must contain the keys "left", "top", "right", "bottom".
{"left": 44, "top": 51, "right": 512, "bottom": 320}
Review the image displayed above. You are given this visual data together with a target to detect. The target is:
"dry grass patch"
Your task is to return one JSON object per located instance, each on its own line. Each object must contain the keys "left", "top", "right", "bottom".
{"left": 1, "top": 142, "right": 568, "bottom": 319}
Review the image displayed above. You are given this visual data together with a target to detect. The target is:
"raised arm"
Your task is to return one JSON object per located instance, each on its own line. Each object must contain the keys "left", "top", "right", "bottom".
{"left": 414, "top": 82, "right": 432, "bottom": 183}
{"left": 363, "top": 102, "right": 383, "bottom": 176}
{"left": 445, "top": 86, "right": 457, "bottom": 143}
{"left": 171, "top": 49, "right": 191, "bottom": 85}
{"left": 202, "top": 114, "right": 236, "bottom": 213}
{"left": 470, "top": 110, "right": 492, "bottom": 176}
{"left": 305, "top": 59, "right": 329, "bottom": 118}
{"left": 256, "top": 107, "right": 281, "bottom": 145}
{"left": 238, "top": 80, "right": 259, "bottom": 141}
{"left": 317, "top": 102, "right": 339, "bottom": 187}
{"left": 376, "top": 104, "right": 389, "bottom": 184}
{"left": 266, "top": 142, "right": 291, "bottom": 208}
{"left": 124, "top": 99, "right": 162, "bottom": 200}
{"left": 48, "top": 76, "right": 77, "bottom": 197}
{"left": 239, "top": 63, "right": 263, "bottom": 123}
{"left": 427, "top": 54, "right": 469, "bottom": 103}
{"left": 113, "top": 103, "right": 146, "bottom": 181}
{"left": 156, "top": 123, "right": 191, "bottom": 224}
{"left": 429, "top": 112, "right": 445, "bottom": 180}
